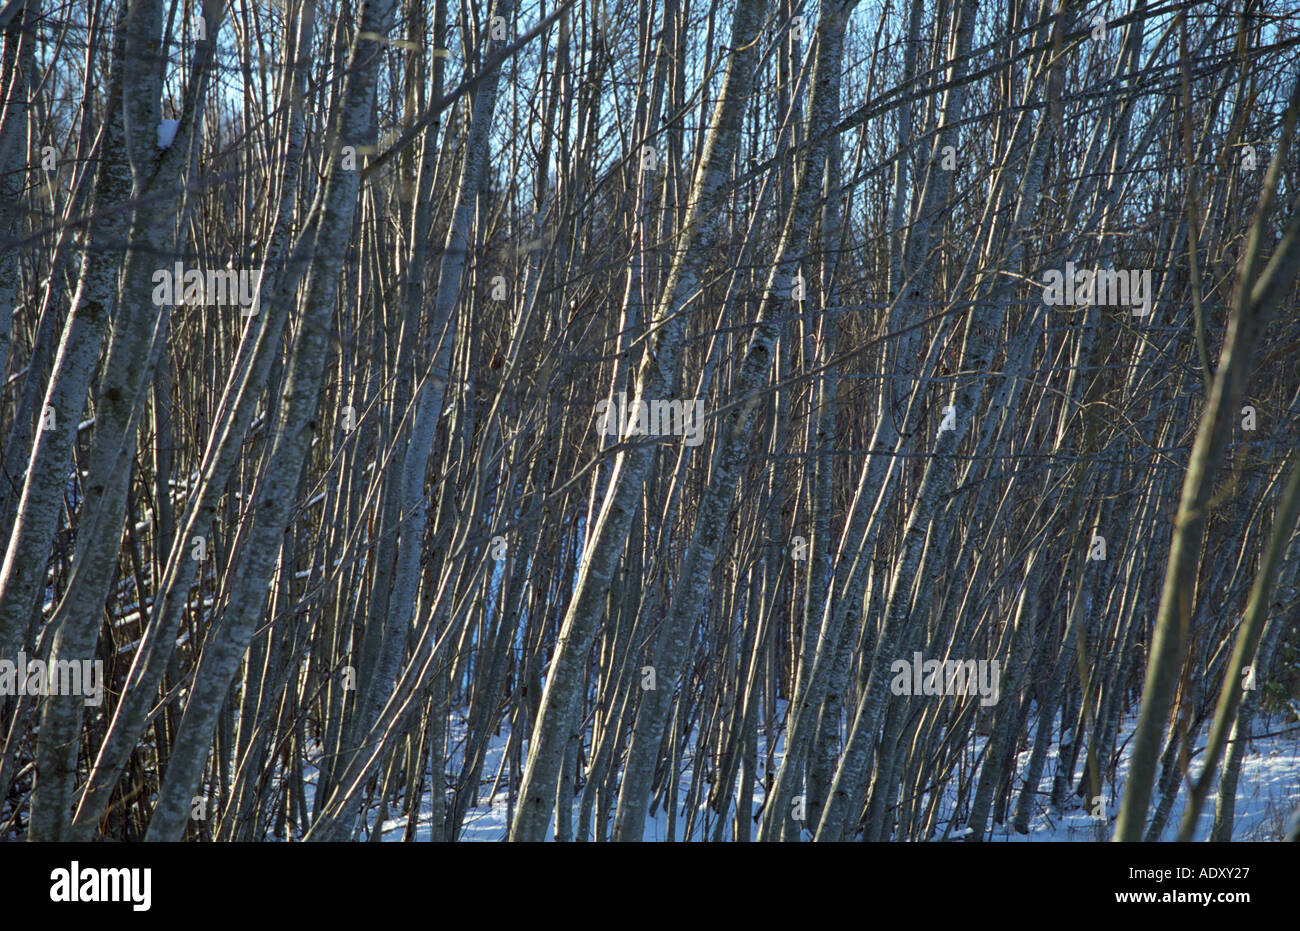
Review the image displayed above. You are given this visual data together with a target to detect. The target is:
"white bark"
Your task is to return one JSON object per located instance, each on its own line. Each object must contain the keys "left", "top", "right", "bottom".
{"left": 510, "top": 0, "right": 769, "bottom": 842}
{"left": 143, "top": 0, "right": 396, "bottom": 841}
{"left": 611, "top": 1, "right": 853, "bottom": 843}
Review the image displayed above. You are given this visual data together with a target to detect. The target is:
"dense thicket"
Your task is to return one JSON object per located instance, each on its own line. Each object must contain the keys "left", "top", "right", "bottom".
{"left": 1, "top": 0, "right": 1299, "bottom": 842}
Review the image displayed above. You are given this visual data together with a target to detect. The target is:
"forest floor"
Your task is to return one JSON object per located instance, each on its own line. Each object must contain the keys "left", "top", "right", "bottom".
{"left": 369, "top": 707, "right": 1300, "bottom": 842}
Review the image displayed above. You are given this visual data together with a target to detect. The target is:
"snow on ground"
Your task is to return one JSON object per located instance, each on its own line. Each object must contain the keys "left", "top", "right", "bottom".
{"left": 372, "top": 708, "right": 1299, "bottom": 842}
{"left": 990, "top": 718, "right": 1300, "bottom": 842}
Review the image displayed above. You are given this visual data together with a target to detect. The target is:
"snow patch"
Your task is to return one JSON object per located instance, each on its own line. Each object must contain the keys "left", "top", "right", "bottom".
{"left": 157, "top": 118, "right": 180, "bottom": 150}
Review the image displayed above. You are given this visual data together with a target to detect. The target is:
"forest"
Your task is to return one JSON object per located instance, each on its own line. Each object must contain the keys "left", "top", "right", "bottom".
{"left": 1, "top": 0, "right": 1299, "bottom": 843}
